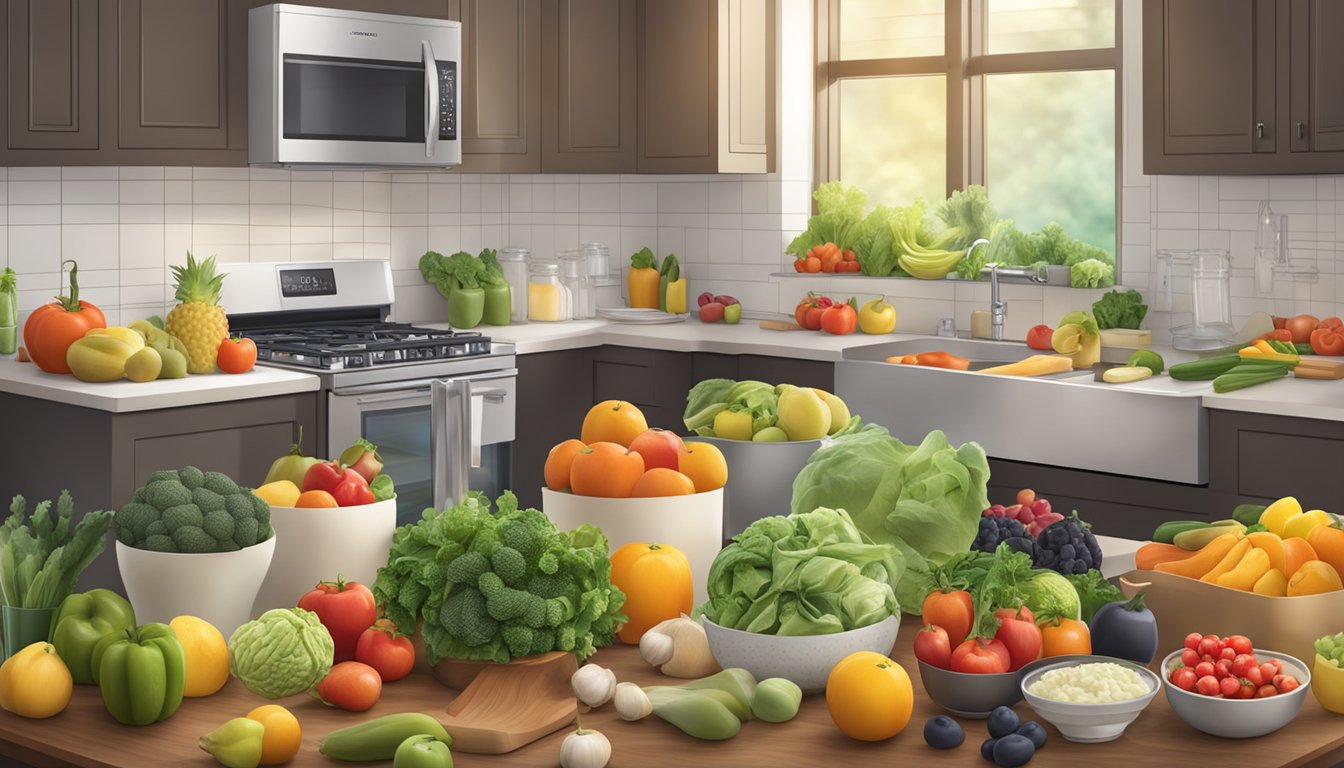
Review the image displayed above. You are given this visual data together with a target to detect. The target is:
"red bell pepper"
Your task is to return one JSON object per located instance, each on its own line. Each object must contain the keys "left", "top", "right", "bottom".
{"left": 303, "top": 461, "right": 375, "bottom": 506}
{"left": 297, "top": 576, "right": 378, "bottom": 662}
{"left": 302, "top": 461, "right": 345, "bottom": 494}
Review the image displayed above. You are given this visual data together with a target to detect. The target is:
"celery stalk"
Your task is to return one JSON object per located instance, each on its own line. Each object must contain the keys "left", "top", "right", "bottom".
{"left": 0, "top": 268, "right": 15, "bottom": 355}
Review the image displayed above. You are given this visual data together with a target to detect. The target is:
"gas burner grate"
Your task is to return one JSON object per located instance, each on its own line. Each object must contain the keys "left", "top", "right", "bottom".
{"left": 245, "top": 322, "right": 492, "bottom": 369}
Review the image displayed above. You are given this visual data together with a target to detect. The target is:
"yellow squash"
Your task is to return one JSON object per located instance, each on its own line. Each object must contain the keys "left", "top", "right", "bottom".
{"left": 66, "top": 334, "right": 137, "bottom": 382}
{"left": 978, "top": 355, "right": 1074, "bottom": 377}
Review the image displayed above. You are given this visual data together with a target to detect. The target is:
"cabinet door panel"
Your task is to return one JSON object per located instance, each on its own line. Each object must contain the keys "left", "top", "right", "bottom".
{"left": 1291, "top": 0, "right": 1344, "bottom": 153}
{"left": 5, "top": 0, "right": 99, "bottom": 150}
{"left": 542, "top": 0, "right": 636, "bottom": 173}
{"left": 720, "top": 0, "right": 772, "bottom": 166}
{"left": 454, "top": 0, "right": 541, "bottom": 172}
{"left": 637, "top": 0, "right": 714, "bottom": 171}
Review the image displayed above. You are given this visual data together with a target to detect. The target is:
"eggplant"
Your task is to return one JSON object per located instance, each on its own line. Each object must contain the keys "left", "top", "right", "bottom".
{"left": 1089, "top": 592, "right": 1159, "bottom": 664}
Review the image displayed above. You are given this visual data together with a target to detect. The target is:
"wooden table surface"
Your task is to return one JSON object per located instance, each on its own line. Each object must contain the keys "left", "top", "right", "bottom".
{"left": 3, "top": 618, "right": 1344, "bottom": 768}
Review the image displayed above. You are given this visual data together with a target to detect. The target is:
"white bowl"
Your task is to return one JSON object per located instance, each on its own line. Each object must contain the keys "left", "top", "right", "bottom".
{"left": 116, "top": 535, "right": 275, "bottom": 638}
{"left": 700, "top": 614, "right": 900, "bottom": 693}
{"left": 1160, "top": 648, "right": 1310, "bottom": 738}
{"left": 1020, "top": 656, "right": 1161, "bottom": 743}
{"left": 542, "top": 487, "right": 723, "bottom": 605}
{"left": 251, "top": 497, "right": 397, "bottom": 615}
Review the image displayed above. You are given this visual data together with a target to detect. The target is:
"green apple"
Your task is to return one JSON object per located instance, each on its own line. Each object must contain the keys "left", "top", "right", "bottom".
{"left": 724, "top": 303, "right": 742, "bottom": 324}
{"left": 751, "top": 426, "right": 789, "bottom": 442}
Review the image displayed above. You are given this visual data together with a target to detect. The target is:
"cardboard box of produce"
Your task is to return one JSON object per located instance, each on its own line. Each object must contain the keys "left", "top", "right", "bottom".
{"left": 1121, "top": 569, "right": 1344, "bottom": 665}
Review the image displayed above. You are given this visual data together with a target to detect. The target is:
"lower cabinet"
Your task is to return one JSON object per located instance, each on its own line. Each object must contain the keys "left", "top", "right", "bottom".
{"left": 0, "top": 391, "right": 319, "bottom": 595}
{"left": 1206, "top": 408, "right": 1344, "bottom": 512}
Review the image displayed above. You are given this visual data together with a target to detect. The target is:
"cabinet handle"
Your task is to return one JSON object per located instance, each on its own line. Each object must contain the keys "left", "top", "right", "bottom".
{"left": 1297, "top": 121, "right": 1307, "bottom": 140}
{"left": 1256, "top": 122, "right": 1265, "bottom": 139}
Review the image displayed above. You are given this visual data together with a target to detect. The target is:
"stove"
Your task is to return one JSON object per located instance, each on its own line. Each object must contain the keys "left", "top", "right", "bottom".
{"left": 244, "top": 321, "right": 492, "bottom": 371}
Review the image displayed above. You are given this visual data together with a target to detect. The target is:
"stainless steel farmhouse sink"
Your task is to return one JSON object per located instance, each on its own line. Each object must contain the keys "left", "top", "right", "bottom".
{"left": 835, "top": 337, "right": 1208, "bottom": 484}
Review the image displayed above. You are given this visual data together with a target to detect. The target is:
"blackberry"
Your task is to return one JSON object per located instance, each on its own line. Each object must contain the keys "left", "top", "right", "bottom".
{"left": 1034, "top": 512, "right": 1102, "bottom": 574}
{"left": 972, "top": 517, "right": 1035, "bottom": 557}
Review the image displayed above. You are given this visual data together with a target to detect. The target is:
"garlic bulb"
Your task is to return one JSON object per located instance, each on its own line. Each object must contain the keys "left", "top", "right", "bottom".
{"left": 571, "top": 664, "right": 617, "bottom": 708}
{"left": 560, "top": 725, "right": 611, "bottom": 768}
{"left": 638, "top": 614, "right": 720, "bottom": 678}
{"left": 614, "top": 682, "right": 652, "bottom": 721}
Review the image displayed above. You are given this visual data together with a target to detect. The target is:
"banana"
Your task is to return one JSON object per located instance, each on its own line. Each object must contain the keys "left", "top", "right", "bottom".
{"left": 1174, "top": 521, "right": 1246, "bottom": 551}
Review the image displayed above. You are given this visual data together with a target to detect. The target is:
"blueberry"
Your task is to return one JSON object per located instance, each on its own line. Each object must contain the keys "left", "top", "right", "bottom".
{"left": 1016, "top": 721, "right": 1047, "bottom": 749}
{"left": 987, "top": 706, "right": 1020, "bottom": 738}
{"left": 980, "top": 737, "right": 999, "bottom": 763}
{"left": 923, "top": 716, "right": 965, "bottom": 749}
{"left": 992, "top": 734, "right": 1037, "bottom": 767}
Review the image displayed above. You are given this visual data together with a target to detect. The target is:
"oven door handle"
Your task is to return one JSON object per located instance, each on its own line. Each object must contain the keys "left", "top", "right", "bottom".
{"left": 351, "top": 389, "right": 430, "bottom": 406}
{"left": 422, "top": 40, "right": 439, "bottom": 159}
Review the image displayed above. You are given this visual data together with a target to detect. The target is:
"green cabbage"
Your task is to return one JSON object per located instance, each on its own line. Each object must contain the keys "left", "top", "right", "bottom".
{"left": 229, "top": 608, "right": 334, "bottom": 699}
{"left": 700, "top": 507, "right": 902, "bottom": 635}
{"left": 1019, "top": 569, "right": 1082, "bottom": 621}
{"left": 790, "top": 426, "right": 990, "bottom": 613}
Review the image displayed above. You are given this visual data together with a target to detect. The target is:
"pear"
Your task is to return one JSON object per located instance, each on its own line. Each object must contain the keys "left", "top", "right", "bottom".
{"left": 820, "top": 393, "right": 851, "bottom": 435}
{"left": 776, "top": 386, "right": 831, "bottom": 441}
{"left": 199, "top": 717, "right": 264, "bottom": 768}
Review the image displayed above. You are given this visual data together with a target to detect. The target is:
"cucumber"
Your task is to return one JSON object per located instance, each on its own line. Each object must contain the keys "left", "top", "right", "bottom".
{"left": 319, "top": 713, "right": 452, "bottom": 761}
{"left": 1173, "top": 521, "right": 1246, "bottom": 551}
{"left": 1168, "top": 354, "right": 1243, "bottom": 381}
{"left": 1153, "top": 520, "right": 1213, "bottom": 544}
{"left": 1232, "top": 503, "right": 1267, "bottom": 527}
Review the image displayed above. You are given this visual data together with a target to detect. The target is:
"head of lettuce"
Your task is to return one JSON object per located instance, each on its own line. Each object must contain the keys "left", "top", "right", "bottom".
{"left": 790, "top": 425, "right": 991, "bottom": 613}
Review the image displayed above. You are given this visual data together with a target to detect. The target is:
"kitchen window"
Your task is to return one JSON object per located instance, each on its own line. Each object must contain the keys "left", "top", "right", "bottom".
{"left": 816, "top": 0, "right": 1121, "bottom": 258}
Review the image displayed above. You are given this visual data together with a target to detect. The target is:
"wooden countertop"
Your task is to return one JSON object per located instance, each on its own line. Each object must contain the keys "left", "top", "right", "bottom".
{"left": 3, "top": 619, "right": 1343, "bottom": 768}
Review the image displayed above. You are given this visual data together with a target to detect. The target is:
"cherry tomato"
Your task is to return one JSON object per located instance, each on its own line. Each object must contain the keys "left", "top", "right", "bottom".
{"left": 1261, "top": 661, "right": 1281, "bottom": 680}
{"left": 1245, "top": 666, "right": 1264, "bottom": 687}
{"left": 1181, "top": 648, "right": 1200, "bottom": 668}
{"left": 315, "top": 661, "right": 382, "bottom": 712}
{"left": 1231, "top": 654, "right": 1256, "bottom": 678}
{"left": 1272, "top": 673, "right": 1287, "bottom": 690}
{"left": 1219, "top": 676, "right": 1241, "bottom": 697}
{"left": 1198, "top": 637, "right": 1222, "bottom": 658}
{"left": 1195, "top": 675, "right": 1220, "bottom": 696}
{"left": 1226, "top": 635, "right": 1253, "bottom": 656}
{"left": 1239, "top": 679, "right": 1257, "bottom": 699}
{"left": 1256, "top": 684, "right": 1278, "bottom": 698}
{"left": 355, "top": 619, "right": 416, "bottom": 682}
{"left": 1184, "top": 632, "right": 1204, "bottom": 651}
{"left": 1170, "top": 667, "right": 1197, "bottom": 692}
{"left": 1216, "top": 659, "right": 1233, "bottom": 679}
{"left": 921, "top": 590, "right": 975, "bottom": 646}
{"left": 1219, "top": 646, "right": 1237, "bottom": 662}
{"left": 950, "top": 638, "right": 1011, "bottom": 674}
{"left": 914, "top": 625, "right": 953, "bottom": 670}
{"left": 1194, "top": 661, "right": 1216, "bottom": 679}
{"left": 1277, "top": 676, "right": 1301, "bottom": 693}
{"left": 1025, "top": 324, "right": 1055, "bottom": 351}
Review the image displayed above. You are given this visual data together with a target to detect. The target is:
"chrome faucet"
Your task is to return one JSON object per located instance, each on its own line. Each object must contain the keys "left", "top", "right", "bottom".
{"left": 975, "top": 241, "right": 1048, "bottom": 342}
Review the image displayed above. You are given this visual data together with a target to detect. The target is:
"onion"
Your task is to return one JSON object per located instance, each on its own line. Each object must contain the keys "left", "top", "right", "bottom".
{"left": 1286, "top": 314, "right": 1320, "bottom": 344}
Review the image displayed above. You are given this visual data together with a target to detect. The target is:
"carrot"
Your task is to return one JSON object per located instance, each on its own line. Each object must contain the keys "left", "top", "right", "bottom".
{"left": 914, "top": 351, "right": 971, "bottom": 370}
{"left": 1155, "top": 532, "right": 1242, "bottom": 578}
{"left": 1135, "top": 541, "right": 1193, "bottom": 571}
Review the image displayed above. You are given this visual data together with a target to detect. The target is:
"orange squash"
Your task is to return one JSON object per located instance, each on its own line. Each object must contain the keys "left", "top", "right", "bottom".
{"left": 1247, "top": 531, "right": 1287, "bottom": 574}
{"left": 1199, "top": 539, "right": 1252, "bottom": 583}
{"left": 610, "top": 542, "right": 692, "bottom": 644}
{"left": 569, "top": 442, "right": 645, "bottom": 497}
{"left": 1135, "top": 542, "right": 1193, "bottom": 571}
{"left": 1307, "top": 525, "right": 1344, "bottom": 581}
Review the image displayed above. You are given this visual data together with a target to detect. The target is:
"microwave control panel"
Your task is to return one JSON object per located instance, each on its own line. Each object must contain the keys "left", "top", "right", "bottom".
{"left": 437, "top": 61, "right": 457, "bottom": 141}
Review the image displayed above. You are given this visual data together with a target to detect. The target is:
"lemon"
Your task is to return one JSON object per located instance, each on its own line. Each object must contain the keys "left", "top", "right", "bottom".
{"left": 169, "top": 615, "right": 230, "bottom": 697}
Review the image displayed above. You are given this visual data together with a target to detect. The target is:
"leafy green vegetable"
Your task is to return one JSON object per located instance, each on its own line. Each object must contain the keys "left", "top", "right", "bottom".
{"left": 369, "top": 474, "right": 395, "bottom": 502}
{"left": 419, "top": 250, "right": 487, "bottom": 299}
{"left": 1, "top": 491, "right": 114, "bottom": 610}
{"left": 954, "top": 241, "right": 989, "bottom": 280}
{"left": 786, "top": 182, "right": 869, "bottom": 256}
{"left": 699, "top": 507, "right": 902, "bottom": 635}
{"left": 229, "top": 608, "right": 334, "bottom": 699}
{"left": 1065, "top": 569, "right": 1125, "bottom": 623}
{"left": 371, "top": 491, "right": 626, "bottom": 665}
{"left": 1070, "top": 258, "right": 1114, "bottom": 288}
{"left": 1092, "top": 289, "right": 1147, "bottom": 330}
{"left": 966, "top": 543, "right": 1036, "bottom": 639}
{"left": 854, "top": 206, "right": 903, "bottom": 277}
{"left": 790, "top": 426, "right": 991, "bottom": 613}
{"left": 478, "top": 248, "right": 507, "bottom": 286}
{"left": 1020, "top": 569, "right": 1082, "bottom": 622}
{"left": 0, "top": 267, "right": 15, "bottom": 355}
{"left": 683, "top": 379, "right": 736, "bottom": 435}
{"left": 936, "top": 185, "right": 997, "bottom": 251}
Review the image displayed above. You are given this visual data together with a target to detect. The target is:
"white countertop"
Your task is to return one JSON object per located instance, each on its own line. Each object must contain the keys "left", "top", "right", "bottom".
{"left": 0, "top": 359, "right": 320, "bottom": 413}
{"left": 1202, "top": 376, "right": 1344, "bottom": 422}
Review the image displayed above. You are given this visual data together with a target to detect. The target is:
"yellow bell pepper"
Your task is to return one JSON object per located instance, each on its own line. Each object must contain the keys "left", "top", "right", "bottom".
{"left": 665, "top": 278, "right": 688, "bottom": 314}
{"left": 1284, "top": 509, "right": 1332, "bottom": 541}
{"left": 1216, "top": 547, "right": 1271, "bottom": 591}
{"left": 1261, "top": 497, "right": 1304, "bottom": 537}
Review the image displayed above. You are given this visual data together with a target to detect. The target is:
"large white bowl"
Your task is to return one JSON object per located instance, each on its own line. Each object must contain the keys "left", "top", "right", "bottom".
{"left": 700, "top": 614, "right": 900, "bottom": 692}
{"left": 542, "top": 487, "right": 723, "bottom": 605}
{"left": 251, "top": 497, "right": 397, "bottom": 615}
{"left": 1160, "top": 648, "right": 1310, "bottom": 738}
{"left": 116, "top": 536, "right": 275, "bottom": 638}
{"left": 1020, "top": 656, "right": 1161, "bottom": 742}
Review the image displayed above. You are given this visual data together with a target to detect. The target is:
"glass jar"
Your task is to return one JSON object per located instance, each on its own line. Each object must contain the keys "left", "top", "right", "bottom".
{"left": 498, "top": 247, "right": 530, "bottom": 324}
{"left": 528, "top": 262, "right": 570, "bottom": 322}
{"left": 582, "top": 241, "right": 611, "bottom": 285}
{"left": 560, "top": 249, "right": 592, "bottom": 319}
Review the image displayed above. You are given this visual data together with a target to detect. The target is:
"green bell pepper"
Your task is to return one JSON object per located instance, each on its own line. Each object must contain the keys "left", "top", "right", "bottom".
{"left": 394, "top": 735, "right": 454, "bottom": 768}
{"left": 447, "top": 284, "right": 485, "bottom": 329}
{"left": 91, "top": 622, "right": 186, "bottom": 726}
{"left": 51, "top": 589, "right": 136, "bottom": 685}
{"left": 482, "top": 283, "right": 511, "bottom": 326}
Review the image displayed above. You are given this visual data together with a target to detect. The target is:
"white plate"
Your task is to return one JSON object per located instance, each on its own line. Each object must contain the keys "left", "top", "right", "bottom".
{"left": 596, "top": 307, "right": 689, "bottom": 324}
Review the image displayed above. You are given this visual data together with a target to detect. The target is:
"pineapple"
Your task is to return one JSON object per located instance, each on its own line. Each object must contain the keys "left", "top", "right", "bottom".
{"left": 165, "top": 252, "right": 229, "bottom": 374}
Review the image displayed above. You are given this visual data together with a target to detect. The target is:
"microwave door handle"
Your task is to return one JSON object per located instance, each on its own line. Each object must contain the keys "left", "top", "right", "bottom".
{"left": 422, "top": 40, "right": 439, "bottom": 159}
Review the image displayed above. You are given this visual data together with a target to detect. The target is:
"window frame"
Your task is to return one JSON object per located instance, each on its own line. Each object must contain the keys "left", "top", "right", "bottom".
{"left": 814, "top": 0, "right": 1123, "bottom": 257}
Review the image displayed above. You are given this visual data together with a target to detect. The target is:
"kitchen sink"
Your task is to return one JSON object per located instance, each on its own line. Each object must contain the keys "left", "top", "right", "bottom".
{"left": 836, "top": 337, "right": 1207, "bottom": 484}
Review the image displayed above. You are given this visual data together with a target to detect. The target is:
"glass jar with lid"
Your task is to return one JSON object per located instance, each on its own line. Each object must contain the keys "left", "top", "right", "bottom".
{"left": 582, "top": 241, "right": 612, "bottom": 285}
{"left": 528, "top": 261, "right": 571, "bottom": 322}
{"left": 560, "top": 248, "right": 592, "bottom": 319}
{"left": 497, "top": 247, "right": 530, "bottom": 324}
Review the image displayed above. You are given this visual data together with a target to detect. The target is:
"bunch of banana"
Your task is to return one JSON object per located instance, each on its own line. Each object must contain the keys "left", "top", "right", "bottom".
{"left": 895, "top": 234, "right": 964, "bottom": 279}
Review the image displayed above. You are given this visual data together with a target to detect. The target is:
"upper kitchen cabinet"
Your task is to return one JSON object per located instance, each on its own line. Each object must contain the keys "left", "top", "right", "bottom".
{"left": 636, "top": 0, "right": 775, "bottom": 174}
{"left": 450, "top": 0, "right": 543, "bottom": 173}
{"left": 541, "top": 0, "right": 637, "bottom": 173}
{"left": 4, "top": 0, "right": 100, "bottom": 151}
{"left": 1144, "top": 0, "right": 1344, "bottom": 173}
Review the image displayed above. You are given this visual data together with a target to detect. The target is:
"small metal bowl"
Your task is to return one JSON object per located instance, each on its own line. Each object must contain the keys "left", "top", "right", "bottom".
{"left": 918, "top": 660, "right": 1023, "bottom": 719}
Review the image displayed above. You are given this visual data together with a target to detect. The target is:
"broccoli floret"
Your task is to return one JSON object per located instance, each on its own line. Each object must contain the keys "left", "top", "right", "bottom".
{"left": 485, "top": 587, "right": 537, "bottom": 623}
{"left": 172, "top": 525, "right": 215, "bottom": 553}
{"left": 233, "top": 517, "right": 259, "bottom": 548}
{"left": 191, "top": 487, "right": 225, "bottom": 514}
{"left": 490, "top": 546, "right": 528, "bottom": 587}
{"left": 147, "top": 480, "right": 192, "bottom": 510}
{"left": 147, "top": 470, "right": 179, "bottom": 484}
{"left": 143, "top": 534, "right": 178, "bottom": 553}
{"left": 444, "top": 551, "right": 490, "bottom": 587}
{"left": 500, "top": 518, "right": 542, "bottom": 563}
{"left": 162, "top": 504, "right": 204, "bottom": 534}
{"left": 256, "top": 523, "right": 273, "bottom": 542}
{"left": 527, "top": 572, "right": 573, "bottom": 600}
{"left": 215, "top": 538, "right": 241, "bottom": 552}
{"left": 522, "top": 598, "right": 548, "bottom": 628}
{"left": 202, "top": 509, "right": 235, "bottom": 542}
{"left": 249, "top": 492, "right": 270, "bottom": 525}
{"left": 501, "top": 625, "right": 536, "bottom": 658}
{"left": 477, "top": 571, "right": 505, "bottom": 598}
{"left": 144, "top": 520, "right": 168, "bottom": 538}
{"left": 224, "top": 493, "right": 254, "bottom": 522}
{"left": 177, "top": 466, "right": 205, "bottom": 490}
{"left": 132, "top": 486, "right": 148, "bottom": 504}
{"left": 202, "top": 471, "right": 239, "bottom": 496}
{"left": 115, "top": 502, "right": 159, "bottom": 541}
{"left": 439, "top": 587, "right": 497, "bottom": 647}
{"left": 116, "top": 526, "right": 135, "bottom": 546}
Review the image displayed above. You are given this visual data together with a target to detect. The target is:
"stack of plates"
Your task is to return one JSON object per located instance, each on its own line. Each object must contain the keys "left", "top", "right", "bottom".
{"left": 596, "top": 307, "right": 689, "bottom": 325}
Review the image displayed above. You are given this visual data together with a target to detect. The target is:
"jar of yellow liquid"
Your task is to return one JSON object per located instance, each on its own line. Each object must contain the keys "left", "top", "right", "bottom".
{"left": 528, "top": 262, "right": 571, "bottom": 322}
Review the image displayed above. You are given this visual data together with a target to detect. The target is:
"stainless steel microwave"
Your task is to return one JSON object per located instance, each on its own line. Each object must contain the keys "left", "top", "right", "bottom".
{"left": 248, "top": 4, "right": 461, "bottom": 168}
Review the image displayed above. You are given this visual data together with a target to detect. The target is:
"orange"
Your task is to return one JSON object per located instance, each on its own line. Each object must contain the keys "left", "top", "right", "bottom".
{"left": 246, "top": 704, "right": 302, "bottom": 765}
{"left": 630, "top": 468, "right": 696, "bottom": 498}
{"left": 825, "top": 651, "right": 913, "bottom": 741}
{"left": 610, "top": 542, "right": 692, "bottom": 643}
{"left": 1283, "top": 537, "right": 1319, "bottom": 580}
{"left": 1287, "top": 560, "right": 1344, "bottom": 596}
{"left": 580, "top": 400, "right": 648, "bottom": 447}
{"left": 168, "top": 616, "right": 229, "bottom": 697}
{"left": 294, "top": 489, "right": 339, "bottom": 508}
{"left": 570, "top": 442, "right": 645, "bottom": 498}
{"left": 544, "top": 439, "right": 587, "bottom": 491}
{"left": 1308, "top": 525, "right": 1344, "bottom": 580}
{"left": 678, "top": 441, "right": 727, "bottom": 493}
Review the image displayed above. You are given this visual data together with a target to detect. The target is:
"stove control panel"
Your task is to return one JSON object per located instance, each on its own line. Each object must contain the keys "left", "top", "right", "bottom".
{"left": 279, "top": 267, "right": 337, "bottom": 298}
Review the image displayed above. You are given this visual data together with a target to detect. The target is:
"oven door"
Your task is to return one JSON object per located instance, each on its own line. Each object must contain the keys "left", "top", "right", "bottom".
{"left": 328, "top": 369, "right": 515, "bottom": 526}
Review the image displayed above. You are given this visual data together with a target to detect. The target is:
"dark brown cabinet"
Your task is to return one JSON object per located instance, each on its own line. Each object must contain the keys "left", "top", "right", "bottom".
{"left": 1144, "top": 0, "right": 1344, "bottom": 173}
{"left": 451, "top": 0, "right": 543, "bottom": 173}
{"left": 4, "top": 0, "right": 100, "bottom": 151}
{"left": 541, "top": 0, "right": 637, "bottom": 173}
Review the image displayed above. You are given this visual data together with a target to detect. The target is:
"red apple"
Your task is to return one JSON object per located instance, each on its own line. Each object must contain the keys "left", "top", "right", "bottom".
{"left": 628, "top": 428, "right": 687, "bottom": 472}
{"left": 699, "top": 302, "right": 726, "bottom": 322}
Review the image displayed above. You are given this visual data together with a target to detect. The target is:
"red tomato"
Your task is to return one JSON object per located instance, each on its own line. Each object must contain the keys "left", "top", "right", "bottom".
{"left": 315, "top": 661, "right": 382, "bottom": 712}
{"left": 1245, "top": 665, "right": 1264, "bottom": 687}
{"left": 992, "top": 608, "right": 1042, "bottom": 672}
{"left": 1025, "top": 325, "right": 1055, "bottom": 351}
{"left": 921, "top": 590, "right": 975, "bottom": 646}
{"left": 356, "top": 619, "right": 416, "bottom": 682}
{"left": 1256, "top": 684, "right": 1278, "bottom": 698}
{"left": 297, "top": 577, "right": 378, "bottom": 662}
{"left": 1310, "top": 327, "right": 1344, "bottom": 356}
{"left": 1277, "top": 676, "right": 1300, "bottom": 693}
{"left": 804, "top": 256, "right": 821, "bottom": 273}
{"left": 913, "top": 625, "right": 952, "bottom": 670}
{"left": 1170, "top": 667, "right": 1197, "bottom": 691}
{"left": 1215, "top": 659, "right": 1233, "bottom": 679}
{"left": 1231, "top": 653, "right": 1256, "bottom": 678}
{"left": 803, "top": 306, "right": 826, "bottom": 331}
{"left": 1198, "top": 637, "right": 1222, "bottom": 658}
{"left": 1194, "top": 661, "right": 1216, "bottom": 679}
{"left": 330, "top": 468, "right": 376, "bottom": 507}
{"left": 1225, "top": 635, "right": 1253, "bottom": 656}
{"left": 1219, "top": 676, "right": 1241, "bottom": 697}
{"left": 1239, "top": 679, "right": 1257, "bottom": 699}
{"left": 1180, "top": 648, "right": 1200, "bottom": 668}
{"left": 1260, "top": 328, "right": 1293, "bottom": 342}
{"left": 1319, "top": 316, "right": 1344, "bottom": 331}
{"left": 792, "top": 258, "right": 807, "bottom": 273}
{"left": 950, "top": 638, "right": 1010, "bottom": 674}
{"left": 1273, "top": 316, "right": 1288, "bottom": 330}
{"left": 303, "top": 461, "right": 346, "bottom": 494}
{"left": 820, "top": 301, "right": 858, "bottom": 335}
{"left": 23, "top": 262, "right": 107, "bottom": 374}
{"left": 1195, "top": 675, "right": 1220, "bottom": 696}
{"left": 1184, "top": 632, "right": 1204, "bottom": 651}
{"left": 1219, "top": 646, "right": 1237, "bottom": 662}
{"left": 216, "top": 336, "right": 257, "bottom": 374}
{"left": 1261, "top": 660, "right": 1282, "bottom": 679}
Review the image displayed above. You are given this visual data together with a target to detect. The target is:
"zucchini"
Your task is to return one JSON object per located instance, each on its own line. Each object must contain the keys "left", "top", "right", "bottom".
{"left": 1232, "top": 503, "right": 1267, "bottom": 527}
{"left": 319, "top": 713, "right": 452, "bottom": 761}
{"left": 1212, "top": 364, "right": 1291, "bottom": 393}
{"left": 1168, "top": 354, "right": 1243, "bottom": 381}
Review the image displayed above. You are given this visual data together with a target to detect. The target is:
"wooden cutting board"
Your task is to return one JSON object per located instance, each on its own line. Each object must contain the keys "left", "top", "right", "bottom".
{"left": 759, "top": 319, "right": 804, "bottom": 331}
{"left": 438, "top": 651, "right": 579, "bottom": 754}
{"left": 1294, "top": 358, "right": 1344, "bottom": 379}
